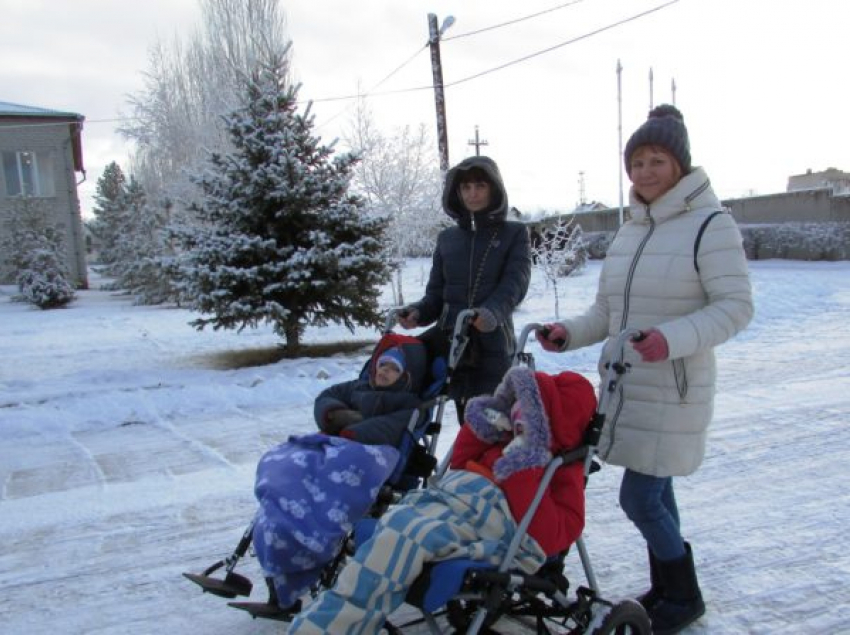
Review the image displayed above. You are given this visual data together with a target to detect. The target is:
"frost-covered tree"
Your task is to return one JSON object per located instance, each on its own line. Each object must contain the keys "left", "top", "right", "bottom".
{"left": 344, "top": 97, "right": 443, "bottom": 305}
{"left": 175, "top": 57, "right": 390, "bottom": 354}
{"left": 118, "top": 197, "right": 177, "bottom": 306}
{"left": 88, "top": 161, "right": 127, "bottom": 265}
{"left": 3, "top": 198, "right": 74, "bottom": 309}
{"left": 120, "top": 0, "right": 292, "bottom": 211}
{"left": 101, "top": 178, "right": 175, "bottom": 304}
{"left": 532, "top": 216, "right": 587, "bottom": 318}
{"left": 87, "top": 165, "right": 175, "bottom": 304}
{"left": 16, "top": 247, "right": 75, "bottom": 309}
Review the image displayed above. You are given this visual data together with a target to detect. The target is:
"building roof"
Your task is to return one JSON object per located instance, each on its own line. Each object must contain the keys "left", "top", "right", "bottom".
{"left": 0, "top": 101, "right": 86, "bottom": 173}
{"left": 0, "top": 100, "right": 84, "bottom": 120}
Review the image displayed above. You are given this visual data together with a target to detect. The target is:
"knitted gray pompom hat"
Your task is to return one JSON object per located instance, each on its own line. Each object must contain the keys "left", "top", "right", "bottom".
{"left": 624, "top": 104, "right": 691, "bottom": 176}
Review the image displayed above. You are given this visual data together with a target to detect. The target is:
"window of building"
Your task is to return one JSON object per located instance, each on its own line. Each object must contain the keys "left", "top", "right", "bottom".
{"left": 3, "top": 150, "right": 56, "bottom": 197}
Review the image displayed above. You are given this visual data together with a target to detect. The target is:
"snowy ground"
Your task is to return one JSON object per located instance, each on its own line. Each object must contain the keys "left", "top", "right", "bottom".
{"left": 1, "top": 259, "right": 849, "bottom": 634}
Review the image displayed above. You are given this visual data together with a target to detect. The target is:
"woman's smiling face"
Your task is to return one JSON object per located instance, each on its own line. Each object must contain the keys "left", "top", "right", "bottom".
{"left": 629, "top": 145, "right": 682, "bottom": 203}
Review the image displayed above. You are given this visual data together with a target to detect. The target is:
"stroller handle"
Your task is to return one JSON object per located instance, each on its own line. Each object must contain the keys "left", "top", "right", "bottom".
{"left": 597, "top": 327, "right": 643, "bottom": 410}
{"left": 447, "top": 309, "right": 477, "bottom": 371}
{"left": 514, "top": 322, "right": 545, "bottom": 367}
{"left": 384, "top": 306, "right": 406, "bottom": 333}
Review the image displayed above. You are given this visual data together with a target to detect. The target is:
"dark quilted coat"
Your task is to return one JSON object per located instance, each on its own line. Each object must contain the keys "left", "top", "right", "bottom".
{"left": 411, "top": 156, "right": 531, "bottom": 403}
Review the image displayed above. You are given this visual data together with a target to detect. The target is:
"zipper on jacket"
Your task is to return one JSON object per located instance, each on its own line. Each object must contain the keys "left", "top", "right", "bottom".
{"left": 673, "top": 358, "right": 689, "bottom": 401}
{"left": 619, "top": 212, "right": 655, "bottom": 332}
{"left": 601, "top": 383, "right": 626, "bottom": 461}
{"left": 467, "top": 219, "right": 478, "bottom": 307}
{"left": 685, "top": 178, "right": 711, "bottom": 206}
{"left": 607, "top": 210, "right": 654, "bottom": 458}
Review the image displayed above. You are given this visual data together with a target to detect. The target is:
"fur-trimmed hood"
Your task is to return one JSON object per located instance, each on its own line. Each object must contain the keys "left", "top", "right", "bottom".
{"left": 465, "top": 367, "right": 596, "bottom": 454}
{"left": 450, "top": 367, "right": 595, "bottom": 556}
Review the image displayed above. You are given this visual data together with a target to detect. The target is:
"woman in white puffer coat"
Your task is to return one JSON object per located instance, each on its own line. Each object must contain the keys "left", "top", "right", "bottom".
{"left": 538, "top": 104, "right": 753, "bottom": 635}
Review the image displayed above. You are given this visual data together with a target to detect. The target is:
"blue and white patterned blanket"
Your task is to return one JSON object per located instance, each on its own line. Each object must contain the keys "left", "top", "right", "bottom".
{"left": 252, "top": 434, "right": 400, "bottom": 607}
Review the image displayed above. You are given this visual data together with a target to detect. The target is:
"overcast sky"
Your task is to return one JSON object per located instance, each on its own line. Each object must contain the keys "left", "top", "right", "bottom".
{"left": 2, "top": 0, "right": 847, "bottom": 216}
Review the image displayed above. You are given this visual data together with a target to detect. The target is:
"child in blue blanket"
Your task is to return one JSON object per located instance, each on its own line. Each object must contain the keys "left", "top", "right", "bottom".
{"left": 252, "top": 336, "right": 429, "bottom": 611}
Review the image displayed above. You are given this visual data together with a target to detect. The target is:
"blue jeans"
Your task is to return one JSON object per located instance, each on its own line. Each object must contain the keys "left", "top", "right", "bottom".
{"left": 619, "top": 469, "right": 686, "bottom": 561}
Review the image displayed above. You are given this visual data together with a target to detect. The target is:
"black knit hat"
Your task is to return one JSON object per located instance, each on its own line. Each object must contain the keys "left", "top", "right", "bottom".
{"left": 624, "top": 104, "right": 691, "bottom": 175}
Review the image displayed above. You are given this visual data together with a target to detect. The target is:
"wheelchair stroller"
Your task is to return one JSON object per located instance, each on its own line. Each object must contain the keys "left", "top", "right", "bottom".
{"left": 182, "top": 308, "right": 478, "bottom": 620}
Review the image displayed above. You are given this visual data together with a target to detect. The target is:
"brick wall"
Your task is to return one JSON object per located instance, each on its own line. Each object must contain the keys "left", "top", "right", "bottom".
{"left": 0, "top": 119, "right": 88, "bottom": 287}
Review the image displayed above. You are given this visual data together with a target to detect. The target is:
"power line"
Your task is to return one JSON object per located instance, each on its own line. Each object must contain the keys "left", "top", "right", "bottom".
{"left": 3, "top": 1, "right": 681, "bottom": 129}
{"left": 311, "top": 0, "right": 593, "bottom": 105}
{"left": 445, "top": 0, "right": 681, "bottom": 89}
{"left": 305, "top": 0, "right": 680, "bottom": 103}
{"left": 314, "top": 42, "right": 429, "bottom": 129}
{"left": 443, "top": 0, "right": 586, "bottom": 41}
{"left": 315, "top": 0, "right": 591, "bottom": 127}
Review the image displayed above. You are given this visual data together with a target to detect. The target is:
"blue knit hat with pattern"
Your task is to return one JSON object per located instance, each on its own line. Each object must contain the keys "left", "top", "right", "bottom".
{"left": 377, "top": 347, "right": 405, "bottom": 373}
{"left": 624, "top": 104, "right": 691, "bottom": 176}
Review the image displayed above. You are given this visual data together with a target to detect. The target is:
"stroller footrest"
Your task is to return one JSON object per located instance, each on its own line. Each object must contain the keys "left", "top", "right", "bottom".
{"left": 183, "top": 571, "right": 253, "bottom": 598}
{"left": 469, "top": 568, "right": 561, "bottom": 595}
{"left": 406, "top": 559, "right": 495, "bottom": 613}
{"left": 228, "top": 598, "right": 302, "bottom": 621}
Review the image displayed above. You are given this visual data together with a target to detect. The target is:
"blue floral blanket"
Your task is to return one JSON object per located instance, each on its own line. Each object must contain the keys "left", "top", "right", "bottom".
{"left": 252, "top": 434, "right": 400, "bottom": 607}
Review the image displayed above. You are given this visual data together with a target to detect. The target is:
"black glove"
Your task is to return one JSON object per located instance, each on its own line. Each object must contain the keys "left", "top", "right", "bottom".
{"left": 325, "top": 409, "right": 364, "bottom": 434}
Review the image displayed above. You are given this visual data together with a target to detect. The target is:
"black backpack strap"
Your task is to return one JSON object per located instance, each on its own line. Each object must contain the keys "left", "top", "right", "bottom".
{"left": 693, "top": 210, "right": 725, "bottom": 273}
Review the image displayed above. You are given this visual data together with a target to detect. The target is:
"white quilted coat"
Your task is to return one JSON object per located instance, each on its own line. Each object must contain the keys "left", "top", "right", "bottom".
{"left": 560, "top": 167, "right": 753, "bottom": 477}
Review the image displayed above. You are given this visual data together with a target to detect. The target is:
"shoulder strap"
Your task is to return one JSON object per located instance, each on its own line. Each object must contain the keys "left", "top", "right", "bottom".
{"left": 693, "top": 210, "right": 726, "bottom": 273}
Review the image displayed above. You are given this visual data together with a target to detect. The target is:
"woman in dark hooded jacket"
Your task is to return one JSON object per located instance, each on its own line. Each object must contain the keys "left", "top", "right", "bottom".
{"left": 399, "top": 156, "right": 531, "bottom": 421}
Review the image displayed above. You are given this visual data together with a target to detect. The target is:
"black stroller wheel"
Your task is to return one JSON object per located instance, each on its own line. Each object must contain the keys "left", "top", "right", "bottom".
{"left": 446, "top": 599, "right": 502, "bottom": 632}
{"left": 590, "top": 599, "right": 652, "bottom": 635}
{"left": 381, "top": 621, "right": 403, "bottom": 635}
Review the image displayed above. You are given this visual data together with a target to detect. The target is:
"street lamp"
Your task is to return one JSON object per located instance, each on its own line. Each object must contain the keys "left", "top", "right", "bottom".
{"left": 428, "top": 13, "right": 455, "bottom": 175}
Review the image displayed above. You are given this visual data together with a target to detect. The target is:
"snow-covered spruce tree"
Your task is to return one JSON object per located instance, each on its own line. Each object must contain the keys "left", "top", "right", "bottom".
{"left": 16, "top": 247, "right": 75, "bottom": 309}
{"left": 175, "top": 59, "right": 390, "bottom": 354}
{"left": 3, "top": 198, "right": 75, "bottom": 309}
{"left": 532, "top": 216, "right": 587, "bottom": 319}
{"left": 87, "top": 161, "right": 127, "bottom": 266}
{"left": 100, "top": 177, "right": 176, "bottom": 304}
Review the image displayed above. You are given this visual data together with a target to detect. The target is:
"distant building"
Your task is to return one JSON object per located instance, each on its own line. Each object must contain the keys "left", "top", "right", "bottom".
{"left": 572, "top": 201, "right": 609, "bottom": 214}
{"left": 0, "top": 101, "right": 87, "bottom": 287}
{"left": 787, "top": 167, "right": 850, "bottom": 196}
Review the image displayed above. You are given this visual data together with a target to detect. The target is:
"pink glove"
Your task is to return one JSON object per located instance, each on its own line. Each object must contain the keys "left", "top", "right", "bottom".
{"left": 536, "top": 323, "right": 568, "bottom": 352}
{"left": 632, "top": 328, "right": 669, "bottom": 362}
{"left": 397, "top": 307, "right": 419, "bottom": 329}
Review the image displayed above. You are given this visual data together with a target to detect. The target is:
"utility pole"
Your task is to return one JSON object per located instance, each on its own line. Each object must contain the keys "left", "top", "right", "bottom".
{"left": 617, "top": 59, "right": 624, "bottom": 226}
{"left": 467, "top": 125, "right": 489, "bottom": 156}
{"left": 649, "top": 66, "right": 654, "bottom": 110}
{"left": 671, "top": 77, "right": 677, "bottom": 105}
{"left": 578, "top": 171, "right": 586, "bottom": 207}
{"left": 428, "top": 13, "right": 454, "bottom": 175}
